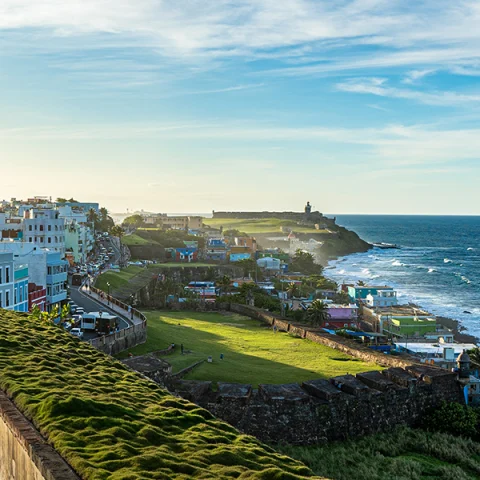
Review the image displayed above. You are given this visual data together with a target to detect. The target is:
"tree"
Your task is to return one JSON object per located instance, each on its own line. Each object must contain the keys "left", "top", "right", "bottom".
{"left": 100, "top": 207, "right": 109, "bottom": 221}
{"left": 122, "top": 214, "right": 145, "bottom": 229}
{"left": 357, "top": 280, "right": 367, "bottom": 286}
{"left": 306, "top": 300, "right": 330, "bottom": 327}
{"left": 110, "top": 225, "right": 125, "bottom": 243}
{"left": 290, "top": 249, "right": 322, "bottom": 275}
{"left": 217, "top": 275, "right": 232, "bottom": 295}
{"left": 56, "top": 197, "right": 68, "bottom": 203}
{"left": 237, "top": 258, "right": 257, "bottom": 278}
{"left": 287, "top": 282, "right": 299, "bottom": 299}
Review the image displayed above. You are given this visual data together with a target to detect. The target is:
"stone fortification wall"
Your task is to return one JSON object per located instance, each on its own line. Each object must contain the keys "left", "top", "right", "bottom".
{"left": 0, "top": 391, "right": 79, "bottom": 480}
{"left": 229, "top": 304, "right": 418, "bottom": 369}
{"left": 175, "top": 365, "right": 464, "bottom": 445}
{"left": 212, "top": 211, "right": 327, "bottom": 222}
{"left": 89, "top": 321, "right": 147, "bottom": 355}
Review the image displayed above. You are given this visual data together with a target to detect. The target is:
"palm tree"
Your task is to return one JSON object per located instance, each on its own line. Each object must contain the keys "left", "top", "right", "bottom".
{"left": 100, "top": 207, "right": 108, "bottom": 221}
{"left": 306, "top": 300, "right": 330, "bottom": 327}
{"left": 87, "top": 208, "right": 98, "bottom": 234}
{"left": 287, "top": 282, "right": 299, "bottom": 299}
{"left": 357, "top": 280, "right": 367, "bottom": 287}
{"left": 110, "top": 225, "right": 125, "bottom": 243}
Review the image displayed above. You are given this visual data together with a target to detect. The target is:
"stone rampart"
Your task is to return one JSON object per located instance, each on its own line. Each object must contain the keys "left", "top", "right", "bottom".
{"left": 0, "top": 391, "right": 79, "bottom": 480}
{"left": 89, "top": 321, "right": 147, "bottom": 355}
{"left": 175, "top": 365, "right": 464, "bottom": 445}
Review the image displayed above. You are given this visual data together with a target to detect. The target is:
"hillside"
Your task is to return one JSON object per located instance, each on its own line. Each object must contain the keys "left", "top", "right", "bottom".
{"left": 209, "top": 211, "right": 371, "bottom": 262}
{"left": 0, "top": 310, "right": 321, "bottom": 480}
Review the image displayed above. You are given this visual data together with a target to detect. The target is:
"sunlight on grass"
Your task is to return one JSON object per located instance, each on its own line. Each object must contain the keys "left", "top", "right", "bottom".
{"left": 119, "top": 311, "right": 381, "bottom": 386}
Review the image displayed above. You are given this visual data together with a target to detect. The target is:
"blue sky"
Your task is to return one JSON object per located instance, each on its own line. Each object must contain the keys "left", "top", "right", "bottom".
{"left": 1, "top": 0, "right": 480, "bottom": 214}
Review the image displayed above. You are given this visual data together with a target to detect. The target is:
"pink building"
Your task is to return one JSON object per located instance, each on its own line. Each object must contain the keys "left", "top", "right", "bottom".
{"left": 324, "top": 304, "right": 359, "bottom": 329}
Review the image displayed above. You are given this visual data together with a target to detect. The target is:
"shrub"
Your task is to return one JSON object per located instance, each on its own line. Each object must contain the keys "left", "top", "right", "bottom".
{"left": 422, "top": 401, "right": 478, "bottom": 438}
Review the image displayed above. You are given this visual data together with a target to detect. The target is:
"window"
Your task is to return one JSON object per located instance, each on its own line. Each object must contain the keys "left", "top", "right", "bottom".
{"left": 48, "top": 237, "right": 51, "bottom": 244}
{"left": 48, "top": 225, "right": 51, "bottom": 231}
{"left": 40, "top": 225, "right": 44, "bottom": 231}
{"left": 14, "top": 288, "right": 17, "bottom": 304}
{"left": 0, "top": 292, "right": 2, "bottom": 308}
{"left": 5, "top": 291, "right": 10, "bottom": 307}
{"left": 0, "top": 267, "right": 2, "bottom": 283}
{"left": 34, "top": 225, "right": 38, "bottom": 231}
{"left": 29, "top": 225, "right": 32, "bottom": 231}
{"left": 5, "top": 267, "right": 10, "bottom": 283}
{"left": 29, "top": 237, "right": 32, "bottom": 242}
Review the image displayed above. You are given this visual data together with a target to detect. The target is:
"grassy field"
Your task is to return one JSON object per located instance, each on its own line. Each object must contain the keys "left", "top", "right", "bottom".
{"left": 121, "top": 233, "right": 160, "bottom": 246}
{"left": 118, "top": 311, "right": 381, "bottom": 386}
{"left": 0, "top": 310, "right": 318, "bottom": 480}
{"left": 280, "top": 426, "right": 480, "bottom": 480}
{"left": 95, "top": 265, "right": 144, "bottom": 292}
{"left": 204, "top": 217, "right": 329, "bottom": 234}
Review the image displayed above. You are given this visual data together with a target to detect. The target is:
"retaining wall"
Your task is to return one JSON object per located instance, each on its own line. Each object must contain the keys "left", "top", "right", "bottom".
{"left": 0, "top": 391, "right": 79, "bottom": 480}
{"left": 175, "top": 365, "right": 464, "bottom": 445}
{"left": 87, "top": 286, "right": 147, "bottom": 355}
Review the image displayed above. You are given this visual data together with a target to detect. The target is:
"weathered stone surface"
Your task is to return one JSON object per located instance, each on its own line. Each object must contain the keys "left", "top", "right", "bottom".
{"left": 174, "top": 380, "right": 212, "bottom": 402}
{"left": 356, "top": 371, "right": 405, "bottom": 392}
{"left": 217, "top": 383, "right": 252, "bottom": 400}
{"left": 331, "top": 374, "right": 379, "bottom": 397}
{"left": 259, "top": 383, "right": 311, "bottom": 403}
{"left": 0, "top": 391, "right": 79, "bottom": 480}
{"left": 302, "top": 379, "right": 349, "bottom": 401}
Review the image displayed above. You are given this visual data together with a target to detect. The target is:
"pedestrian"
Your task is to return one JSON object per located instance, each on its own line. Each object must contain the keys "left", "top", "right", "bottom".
{"left": 220, "top": 353, "right": 224, "bottom": 360}
{"left": 273, "top": 325, "right": 277, "bottom": 334}
{"left": 181, "top": 343, "right": 184, "bottom": 355}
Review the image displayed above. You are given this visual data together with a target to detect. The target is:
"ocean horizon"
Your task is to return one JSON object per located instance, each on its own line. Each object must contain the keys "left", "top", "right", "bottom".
{"left": 324, "top": 214, "right": 480, "bottom": 340}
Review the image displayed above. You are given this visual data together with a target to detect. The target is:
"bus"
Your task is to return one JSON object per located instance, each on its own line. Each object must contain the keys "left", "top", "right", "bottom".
{"left": 80, "top": 312, "right": 119, "bottom": 335}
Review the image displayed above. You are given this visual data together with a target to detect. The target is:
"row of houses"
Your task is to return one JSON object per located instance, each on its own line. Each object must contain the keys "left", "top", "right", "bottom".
{"left": 0, "top": 197, "right": 99, "bottom": 313}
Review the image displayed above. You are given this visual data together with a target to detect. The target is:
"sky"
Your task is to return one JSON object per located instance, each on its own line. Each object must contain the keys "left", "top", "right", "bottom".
{"left": 1, "top": 1, "right": 480, "bottom": 214}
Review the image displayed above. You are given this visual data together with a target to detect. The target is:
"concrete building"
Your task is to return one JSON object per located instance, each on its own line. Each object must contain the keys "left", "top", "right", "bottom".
{"left": 22, "top": 208, "right": 66, "bottom": 256}
{"left": 13, "top": 263, "right": 29, "bottom": 312}
{"left": 347, "top": 285, "right": 396, "bottom": 302}
{"left": 0, "top": 253, "right": 14, "bottom": 310}
{"left": 365, "top": 289, "right": 398, "bottom": 307}
{"left": 163, "top": 216, "right": 203, "bottom": 230}
{"left": 0, "top": 242, "right": 67, "bottom": 312}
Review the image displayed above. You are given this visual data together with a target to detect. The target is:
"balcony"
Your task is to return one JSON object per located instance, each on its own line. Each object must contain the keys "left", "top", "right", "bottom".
{"left": 47, "top": 272, "right": 68, "bottom": 285}
{"left": 48, "top": 291, "right": 67, "bottom": 305}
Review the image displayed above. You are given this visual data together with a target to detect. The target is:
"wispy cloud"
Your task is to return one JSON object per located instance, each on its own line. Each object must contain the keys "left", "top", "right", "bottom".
{"left": 403, "top": 69, "right": 436, "bottom": 84}
{"left": 336, "top": 77, "right": 480, "bottom": 106}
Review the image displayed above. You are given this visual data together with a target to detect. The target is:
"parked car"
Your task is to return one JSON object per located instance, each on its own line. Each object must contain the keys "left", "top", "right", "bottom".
{"left": 75, "top": 307, "right": 85, "bottom": 315}
{"left": 69, "top": 304, "right": 78, "bottom": 314}
{"left": 70, "top": 328, "right": 84, "bottom": 339}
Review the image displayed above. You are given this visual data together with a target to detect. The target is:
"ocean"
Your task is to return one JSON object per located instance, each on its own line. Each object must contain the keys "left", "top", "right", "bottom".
{"left": 324, "top": 215, "right": 480, "bottom": 339}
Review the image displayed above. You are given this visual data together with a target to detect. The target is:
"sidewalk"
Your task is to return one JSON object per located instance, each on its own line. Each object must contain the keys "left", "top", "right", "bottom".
{"left": 80, "top": 284, "right": 144, "bottom": 326}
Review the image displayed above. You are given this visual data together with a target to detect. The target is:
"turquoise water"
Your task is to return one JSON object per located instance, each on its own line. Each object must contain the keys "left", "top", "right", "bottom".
{"left": 325, "top": 215, "right": 480, "bottom": 338}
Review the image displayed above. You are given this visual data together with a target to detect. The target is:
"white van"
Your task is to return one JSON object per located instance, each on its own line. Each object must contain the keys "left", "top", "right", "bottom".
{"left": 80, "top": 313, "right": 98, "bottom": 331}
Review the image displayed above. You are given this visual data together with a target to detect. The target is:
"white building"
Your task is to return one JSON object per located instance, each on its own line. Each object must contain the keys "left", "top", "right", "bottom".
{"left": 58, "top": 206, "right": 94, "bottom": 263}
{"left": 365, "top": 290, "right": 398, "bottom": 307}
{"left": 22, "top": 208, "right": 66, "bottom": 256}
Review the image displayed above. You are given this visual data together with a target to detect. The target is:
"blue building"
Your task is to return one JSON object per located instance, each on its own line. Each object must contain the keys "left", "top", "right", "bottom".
{"left": 13, "top": 264, "right": 29, "bottom": 312}
{"left": 347, "top": 285, "right": 395, "bottom": 302}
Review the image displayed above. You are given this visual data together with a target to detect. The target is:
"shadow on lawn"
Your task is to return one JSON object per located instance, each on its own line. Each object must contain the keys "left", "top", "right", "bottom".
{"left": 120, "top": 311, "right": 374, "bottom": 388}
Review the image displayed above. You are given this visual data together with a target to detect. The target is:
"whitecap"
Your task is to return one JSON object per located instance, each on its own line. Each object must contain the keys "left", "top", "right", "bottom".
{"left": 444, "top": 258, "right": 452, "bottom": 264}
{"left": 461, "top": 276, "right": 471, "bottom": 284}
{"left": 391, "top": 260, "right": 404, "bottom": 267}
{"left": 428, "top": 268, "right": 435, "bottom": 273}
{"left": 467, "top": 247, "right": 475, "bottom": 251}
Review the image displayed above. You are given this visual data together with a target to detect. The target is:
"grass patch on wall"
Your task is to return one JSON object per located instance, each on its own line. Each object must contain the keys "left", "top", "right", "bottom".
{"left": 118, "top": 311, "right": 381, "bottom": 386}
{"left": 0, "top": 310, "right": 319, "bottom": 480}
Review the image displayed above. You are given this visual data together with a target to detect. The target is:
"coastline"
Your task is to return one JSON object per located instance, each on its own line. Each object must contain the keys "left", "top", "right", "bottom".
{"left": 324, "top": 251, "right": 479, "bottom": 346}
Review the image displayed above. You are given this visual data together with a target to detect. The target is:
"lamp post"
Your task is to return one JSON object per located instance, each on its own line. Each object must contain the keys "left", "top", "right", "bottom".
{"left": 107, "top": 282, "right": 111, "bottom": 306}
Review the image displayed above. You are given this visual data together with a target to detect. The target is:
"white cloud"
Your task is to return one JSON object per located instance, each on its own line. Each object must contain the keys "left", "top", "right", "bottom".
{"left": 403, "top": 69, "right": 436, "bottom": 84}
{"left": 336, "top": 77, "right": 480, "bottom": 106}
{"left": 1, "top": 0, "right": 480, "bottom": 74}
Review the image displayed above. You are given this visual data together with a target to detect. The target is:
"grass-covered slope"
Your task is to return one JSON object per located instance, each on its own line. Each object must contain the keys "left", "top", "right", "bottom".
{"left": 118, "top": 312, "right": 381, "bottom": 387}
{"left": 0, "top": 310, "right": 320, "bottom": 480}
{"left": 279, "top": 427, "right": 480, "bottom": 480}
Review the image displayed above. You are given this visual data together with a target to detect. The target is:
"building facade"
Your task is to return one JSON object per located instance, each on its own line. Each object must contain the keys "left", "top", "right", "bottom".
{"left": 22, "top": 208, "right": 66, "bottom": 256}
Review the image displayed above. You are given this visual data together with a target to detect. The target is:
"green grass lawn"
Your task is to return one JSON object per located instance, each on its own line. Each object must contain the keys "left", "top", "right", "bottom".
{"left": 95, "top": 265, "right": 144, "bottom": 292}
{"left": 122, "top": 233, "right": 159, "bottom": 246}
{"left": 0, "top": 310, "right": 317, "bottom": 480}
{"left": 279, "top": 426, "right": 480, "bottom": 480}
{"left": 118, "top": 311, "right": 381, "bottom": 386}
{"left": 204, "top": 217, "right": 329, "bottom": 234}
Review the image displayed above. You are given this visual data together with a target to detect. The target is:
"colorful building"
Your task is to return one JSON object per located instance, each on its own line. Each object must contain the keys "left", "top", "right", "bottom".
{"left": 13, "top": 264, "right": 29, "bottom": 312}
{"left": 347, "top": 285, "right": 396, "bottom": 302}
